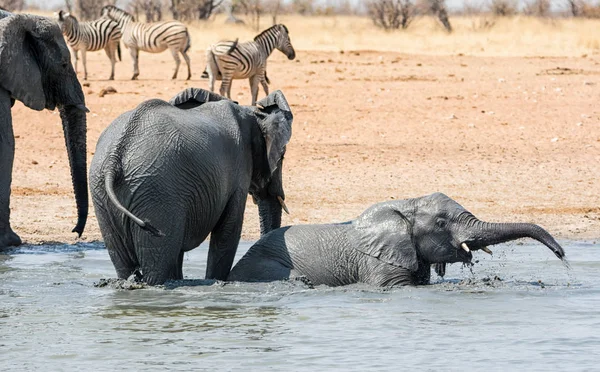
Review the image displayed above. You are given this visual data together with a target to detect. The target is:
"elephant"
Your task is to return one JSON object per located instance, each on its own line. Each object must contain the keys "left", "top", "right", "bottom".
{"left": 228, "top": 193, "right": 567, "bottom": 287}
{"left": 89, "top": 88, "right": 293, "bottom": 285}
{"left": 0, "top": 12, "right": 88, "bottom": 249}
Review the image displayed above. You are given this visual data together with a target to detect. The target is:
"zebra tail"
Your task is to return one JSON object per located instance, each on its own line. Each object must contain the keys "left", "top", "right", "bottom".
{"left": 117, "top": 43, "right": 121, "bottom": 61}
{"left": 265, "top": 71, "right": 270, "bottom": 85}
{"left": 227, "top": 38, "right": 239, "bottom": 54}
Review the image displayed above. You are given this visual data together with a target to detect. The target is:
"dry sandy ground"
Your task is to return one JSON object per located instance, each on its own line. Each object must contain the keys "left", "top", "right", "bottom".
{"left": 8, "top": 47, "right": 600, "bottom": 247}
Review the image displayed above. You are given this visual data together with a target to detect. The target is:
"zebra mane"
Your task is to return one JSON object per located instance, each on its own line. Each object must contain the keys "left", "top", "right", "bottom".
{"left": 253, "top": 24, "right": 289, "bottom": 41}
{"left": 101, "top": 5, "right": 135, "bottom": 22}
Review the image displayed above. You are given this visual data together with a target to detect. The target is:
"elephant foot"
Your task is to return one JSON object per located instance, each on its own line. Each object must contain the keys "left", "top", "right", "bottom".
{"left": 0, "top": 229, "right": 22, "bottom": 250}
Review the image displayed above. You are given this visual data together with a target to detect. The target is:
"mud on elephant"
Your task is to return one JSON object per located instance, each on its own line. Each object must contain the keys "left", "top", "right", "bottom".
{"left": 90, "top": 88, "right": 293, "bottom": 285}
{"left": 228, "top": 193, "right": 567, "bottom": 287}
{"left": 0, "top": 11, "right": 88, "bottom": 249}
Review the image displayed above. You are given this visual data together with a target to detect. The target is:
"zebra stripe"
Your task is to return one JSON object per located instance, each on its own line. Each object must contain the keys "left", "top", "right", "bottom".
{"left": 101, "top": 5, "right": 191, "bottom": 80}
{"left": 205, "top": 24, "right": 295, "bottom": 105}
{"left": 56, "top": 10, "right": 122, "bottom": 80}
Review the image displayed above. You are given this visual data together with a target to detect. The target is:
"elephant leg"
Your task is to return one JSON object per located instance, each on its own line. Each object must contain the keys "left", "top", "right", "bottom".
{"left": 104, "top": 44, "right": 116, "bottom": 81}
{"left": 170, "top": 47, "right": 180, "bottom": 80}
{"left": 249, "top": 75, "right": 260, "bottom": 106}
{"left": 0, "top": 90, "right": 21, "bottom": 249}
{"left": 206, "top": 190, "right": 247, "bottom": 281}
{"left": 129, "top": 47, "right": 140, "bottom": 80}
{"left": 94, "top": 202, "right": 137, "bottom": 279}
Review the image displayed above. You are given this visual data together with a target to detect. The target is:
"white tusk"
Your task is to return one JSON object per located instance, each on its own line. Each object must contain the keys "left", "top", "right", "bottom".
{"left": 277, "top": 196, "right": 289, "bottom": 214}
{"left": 481, "top": 246, "right": 493, "bottom": 255}
{"left": 461, "top": 242, "right": 470, "bottom": 253}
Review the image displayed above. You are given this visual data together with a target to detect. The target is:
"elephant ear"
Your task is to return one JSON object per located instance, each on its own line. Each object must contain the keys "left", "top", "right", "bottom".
{"left": 169, "top": 88, "right": 234, "bottom": 109}
{"left": 256, "top": 90, "right": 293, "bottom": 174}
{"left": 349, "top": 201, "right": 419, "bottom": 272}
{"left": 0, "top": 15, "right": 47, "bottom": 111}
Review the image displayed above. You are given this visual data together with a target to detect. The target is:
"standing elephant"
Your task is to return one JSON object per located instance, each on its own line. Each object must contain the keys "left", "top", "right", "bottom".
{"left": 228, "top": 193, "right": 567, "bottom": 287}
{"left": 0, "top": 12, "right": 88, "bottom": 249}
{"left": 90, "top": 88, "right": 293, "bottom": 285}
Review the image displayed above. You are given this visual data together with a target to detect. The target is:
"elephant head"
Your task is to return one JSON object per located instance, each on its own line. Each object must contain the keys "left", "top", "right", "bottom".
{"left": 250, "top": 91, "right": 293, "bottom": 236}
{"left": 351, "top": 193, "right": 566, "bottom": 275}
{"left": 0, "top": 14, "right": 88, "bottom": 243}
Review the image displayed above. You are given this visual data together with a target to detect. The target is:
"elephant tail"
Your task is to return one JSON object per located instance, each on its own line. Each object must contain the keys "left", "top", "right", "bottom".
{"left": 104, "top": 168, "right": 164, "bottom": 237}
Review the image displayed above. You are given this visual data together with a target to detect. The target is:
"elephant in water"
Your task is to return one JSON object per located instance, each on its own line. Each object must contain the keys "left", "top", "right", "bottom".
{"left": 0, "top": 12, "right": 88, "bottom": 249}
{"left": 228, "top": 193, "right": 567, "bottom": 287}
{"left": 90, "top": 88, "right": 293, "bottom": 285}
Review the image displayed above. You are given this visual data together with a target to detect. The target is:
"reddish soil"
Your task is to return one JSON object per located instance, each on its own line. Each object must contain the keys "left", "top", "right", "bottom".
{"left": 8, "top": 49, "right": 600, "bottom": 245}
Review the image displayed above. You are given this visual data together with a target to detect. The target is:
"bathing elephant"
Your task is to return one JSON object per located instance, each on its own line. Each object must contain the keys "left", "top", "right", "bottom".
{"left": 90, "top": 88, "right": 293, "bottom": 285}
{"left": 0, "top": 12, "right": 88, "bottom": 249}
{"left": 228, "top": 193, "right": 566, "bottom": 287}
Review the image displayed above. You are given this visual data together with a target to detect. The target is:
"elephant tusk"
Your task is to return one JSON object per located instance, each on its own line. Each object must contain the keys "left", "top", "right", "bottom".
{"left": 481, "top": 246, "right": 493, "bottom": 255}
{"left": 461, "top": 242, "right": 470, "bottom": 253}
{"left": 277, "top": 196, "right": 290, "bottom": 214}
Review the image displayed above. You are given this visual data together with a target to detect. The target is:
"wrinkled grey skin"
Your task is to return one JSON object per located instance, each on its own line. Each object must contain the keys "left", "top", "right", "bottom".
{"left": 89, "top": 88, "right": 293, "bottom": 285}
{"left": 228, "top": 193, "right": 566, "bottom": 287}
{"left": 0, "top": 12, "right": 88, "bottom": 249}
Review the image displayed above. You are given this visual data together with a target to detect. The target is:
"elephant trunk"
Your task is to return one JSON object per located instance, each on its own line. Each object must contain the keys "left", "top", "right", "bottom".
{"left": 257, "top": 196, "right": 282, "bottom": 236}
{"left": 59, "top": 105, "right": 88, "bottom": 237}
{"left": 468, "top": 219, "right": 565, "bottom": 260}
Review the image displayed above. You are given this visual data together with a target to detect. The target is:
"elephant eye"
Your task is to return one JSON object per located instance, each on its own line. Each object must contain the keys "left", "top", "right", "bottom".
{"left": 436, "top": 218, "right": 447, "bottom": 229}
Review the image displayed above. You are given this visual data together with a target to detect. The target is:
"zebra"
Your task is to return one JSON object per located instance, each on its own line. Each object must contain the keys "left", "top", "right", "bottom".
{"left": 204, "top": 24, "right": 295, "bottom": 105}
{"left": 56, "top": 10, "right": 122, "bottom": 80}
{"left": 101, "top": 5, "right": 191, "bottom": 80}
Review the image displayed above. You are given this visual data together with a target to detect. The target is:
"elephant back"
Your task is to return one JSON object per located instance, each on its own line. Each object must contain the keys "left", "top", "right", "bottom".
{"left": 169, "top": 88, "right": 234, "bottom": 110}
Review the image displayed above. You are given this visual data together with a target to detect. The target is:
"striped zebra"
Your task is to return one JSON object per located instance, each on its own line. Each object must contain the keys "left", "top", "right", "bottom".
{"left": 204, "top": 24, "right": 295, "bottom": 105}
{"left": 101, "top": 6, "right": 191, "bottom": 80}
{"left": 56, "top": 10, "right": 122, "bottom": 81}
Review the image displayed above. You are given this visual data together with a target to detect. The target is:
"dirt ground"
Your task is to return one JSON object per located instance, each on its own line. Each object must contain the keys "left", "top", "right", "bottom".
{"left": 8, "top": 47, "right": 600, "bottom": 246}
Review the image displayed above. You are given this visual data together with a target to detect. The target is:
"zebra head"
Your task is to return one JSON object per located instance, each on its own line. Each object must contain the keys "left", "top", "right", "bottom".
{"left": 101, "top": 5, "right": 134, "bottom": 26}
{"left": 255, "top": 24, "right": 296, "bottom": 61}
{"left": 275, "top": 24, "right": 295, "bottom": 60}
{"left": 55, "top": 10, "right": 76, "bottom": 33}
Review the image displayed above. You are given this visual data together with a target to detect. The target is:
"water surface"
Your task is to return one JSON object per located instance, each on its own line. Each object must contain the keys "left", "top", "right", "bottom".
{"left": 1, "top": 240, "right": 598, "bottom": 371}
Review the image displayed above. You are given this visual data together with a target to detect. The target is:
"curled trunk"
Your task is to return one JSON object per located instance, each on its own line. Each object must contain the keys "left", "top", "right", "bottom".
{"left": 59, "top": 105, "right": 88, "bottom": 236}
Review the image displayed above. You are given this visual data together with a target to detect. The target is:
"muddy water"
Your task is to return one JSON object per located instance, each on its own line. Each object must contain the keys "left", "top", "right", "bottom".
{"left": 1, "top": 240, "right": 598, "bottom": 371}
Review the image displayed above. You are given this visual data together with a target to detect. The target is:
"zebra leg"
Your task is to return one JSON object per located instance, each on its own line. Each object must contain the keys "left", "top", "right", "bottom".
{"left": 71, "top": 48, "right": 79, "bottom": 76}
{"left": 260, "top": 75, "right": 269, "bottom": 97}
{"left": 104, "top": 44, "right": 116, "bottom": 81}
{"left": 182, "top": 51, "right": 192, "bottom": 80}
{"left": 169, "top": 47, "right": 181, "bottom": 80}
{"left": 219, "top": 74, "right": 233, "bottom": 98}
{"left": 249, "top": 75, "right": 260, "bottom": 106}
{"left": 81, "top": 49, "right": 88, "bottom": 81}
{"left": 129, "top": 47, "right": 140, "bottom": 80}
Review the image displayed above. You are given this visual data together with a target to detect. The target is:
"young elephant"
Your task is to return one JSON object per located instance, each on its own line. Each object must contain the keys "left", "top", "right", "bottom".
{"left": 228, "top": 193, "right": 566, "bottom": 287}
{"left": 90, "top": 88, "right": 292, "bottom": 285}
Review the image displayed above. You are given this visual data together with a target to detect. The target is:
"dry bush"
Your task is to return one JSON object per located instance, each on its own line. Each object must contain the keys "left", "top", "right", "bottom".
{"left": 128, "top": 0, "right": 163, "bottom": 22}
{"left": 170, "top": 0, "right": 223, "bottom": 21}
{"left": 580, "top": 1, "right": 600, "bottom": 18}
{"left": 490, "top": 0, "right": 518, "bottom": 16}
{"left": 425, "top": 0, "right": 452, "bottom": 32}
{"left": 65, "top": 0, "right": 116, "bottom": 20}
{"left": 367, "top": 0, "right": 416, "bottom": 30}
{"left": 0, "top": 0, "right": 24, "bottom": 11}
{"left": 523, "top": 0, "right": 551, "bottom": 17}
